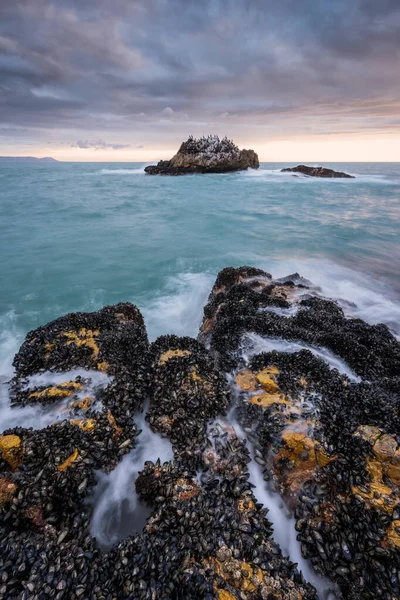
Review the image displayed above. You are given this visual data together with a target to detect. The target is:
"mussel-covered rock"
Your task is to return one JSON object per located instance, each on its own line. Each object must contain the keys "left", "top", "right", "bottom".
{"left": 12, "top": 301, "right": 148, "bottom": 378}
{"left": 200, "top": 266, "right": 400, "bottom": 379}
{"left": 1, "top": 268, "right": 399, "bottom": 599}
{"left": 231, "top": 342, "right": 400, "bottom": 598}
{"left": 147, "top": 335, "right": 229, "bottom": 468}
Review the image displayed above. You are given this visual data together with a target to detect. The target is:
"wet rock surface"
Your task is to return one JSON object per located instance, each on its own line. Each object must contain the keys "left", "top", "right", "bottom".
{"left": 1, "top": 268, "right": 400, "bottom": 599}
{"left": 281, "top": 166, "right": 354, "bottom": 178}
{"left": 145, "top": 135, "right": 259, "bottom": 175}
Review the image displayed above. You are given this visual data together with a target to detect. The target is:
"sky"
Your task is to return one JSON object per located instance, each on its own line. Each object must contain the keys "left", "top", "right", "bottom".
{"left": 0, "top": 0, "right": 400, "bottom": 162}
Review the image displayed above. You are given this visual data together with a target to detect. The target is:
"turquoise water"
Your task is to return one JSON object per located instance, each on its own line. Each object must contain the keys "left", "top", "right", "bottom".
{"left": 1, "top": 161, "right": 400, "bottom": 370}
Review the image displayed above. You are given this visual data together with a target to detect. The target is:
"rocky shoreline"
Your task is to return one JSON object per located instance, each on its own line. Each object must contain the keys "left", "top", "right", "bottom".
{"left": 1, "top": 267, "right": 399, "bottom": 599}
{"left": 145, "top": 135, "right": 259, "bottom": 175}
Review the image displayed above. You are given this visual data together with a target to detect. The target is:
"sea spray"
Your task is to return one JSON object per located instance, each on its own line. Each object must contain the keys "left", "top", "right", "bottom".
{"left": 142, "top": 272, "right": 214, "bottom": 340}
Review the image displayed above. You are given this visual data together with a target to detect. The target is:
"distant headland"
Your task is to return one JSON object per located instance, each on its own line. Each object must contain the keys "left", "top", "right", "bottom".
{"left": 145, "top": 135, "right": 259, "bottom": 175}
{"left": 0, "top": 156, "right": 59, "bottom": 163}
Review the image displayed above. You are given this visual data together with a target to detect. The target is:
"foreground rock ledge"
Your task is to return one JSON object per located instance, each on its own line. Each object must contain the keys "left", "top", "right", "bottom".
{"left": 281, "top": 165, "right": 355, "bottom": 178}
{"left": 144, "top": 134, "right": 259, "bottom": 175}
{"left": 1, "top": 267, "right": 400, "bottom": 600}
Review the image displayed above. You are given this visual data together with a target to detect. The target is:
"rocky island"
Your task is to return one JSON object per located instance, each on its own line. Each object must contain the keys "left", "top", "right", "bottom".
{"left": 144, "top": 135, "right": 259, "bottom": 175}
{"left": 1, "top": 266, "right": 399, "bottom": 599}
{"left": 281, "top": 165, "right": 354, "bottom": 178}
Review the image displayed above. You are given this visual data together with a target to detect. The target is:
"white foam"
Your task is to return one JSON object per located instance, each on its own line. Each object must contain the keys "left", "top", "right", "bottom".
{"left": 241, "top": 332, "right": 360, "bottom": 381}
{"left": 90, "top": 410, "right": 173, "bottom": 549}
{"left": 141, "top": 272, "right": 214, "bottom": 341}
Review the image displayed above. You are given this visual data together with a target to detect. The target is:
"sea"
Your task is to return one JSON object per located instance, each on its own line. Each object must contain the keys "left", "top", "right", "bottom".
{"left": 1, "top": 161, "right": 399, "bottom": 597}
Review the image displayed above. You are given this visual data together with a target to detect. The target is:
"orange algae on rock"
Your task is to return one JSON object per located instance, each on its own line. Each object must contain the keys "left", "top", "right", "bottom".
{"left": 159, "top": 349, "right": 191, "bottom": 365}
{"left": 0, "top": 435, "right": 23, "bottom": 470}
{"left": 57, "top": 448, "right": 79, "bottom": 471}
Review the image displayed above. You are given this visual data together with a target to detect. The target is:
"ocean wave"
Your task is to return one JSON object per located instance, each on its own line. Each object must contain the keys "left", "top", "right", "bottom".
{"left": 139, "top": 260, "right": 400, "bottom": 341}
{"left": 239, "top": 168, "right": 399, "bottom": 185}
{"left": 252, "top": 257, "right": 400, "bottom": 336}
{"left": 99, "top": 167, "right": 147, "bottom": 175}
{"left": 140, "top": 272, "right": 214, "bottom": 341}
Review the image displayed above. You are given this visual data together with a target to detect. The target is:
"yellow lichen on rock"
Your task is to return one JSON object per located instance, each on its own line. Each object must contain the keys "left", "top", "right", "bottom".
{"left": 0, "top": 435, "right": 23, "bottom": 471}
{"left": 44, "top": 342, "right": 55, "bottom": 359}
{"left": 97, "top": 361, "right": 109, "bottom": 373}
{"left": 273, "top": 430, "right": 336, "bottom": 499}
{"left": 352, "top": 458, "right": 398, "bottom": 513}
{"left": 237, "top": 497, "right": 255, "bottom": 512}
{"left": 29, "top": 381, "right": 83, "bottom": 400}
{"left": 353, "top": 426, "right": 400, "bottom": 487}
{"left": 70, "top": 419, "right": 96, "bottom": 433}
{"left": 72, "top": 396, "right": 92, "bottom": 412}
{"left": 255, "top": 366, "right": 280, "bottom": 393}
{"left": 382, "top": 520, "right": 400, "bottom": 549}
{"left": 57, "top": 448, "right": 79, "bottom": 471}
{"left": 159, "top": 349, "right": 191, "bottom": 365}
{"left": 63, "top": 328, "right": 100, "bottom": 360}
{"left": 249, "top": 392, "right": 289, "bottom": 407}
{"left": 354, "top": 425, "right": 382, "bottom": 445}
{"left": 217, "top": 590, "right": 237, "bottom": 600}
{"left": 107, "top": 410, "right": 123, "bottom": 436}
{"left": 205, "top": 553, "right": 263, "bottom": 595}
{"left": 315, "top": 442, "right": 338, "bottom": 468}
{"left": 235, "top": 370, "right": 259, "bottom": 392}
{"left": 0, "top": 478, "right": 18, "bottom": 507}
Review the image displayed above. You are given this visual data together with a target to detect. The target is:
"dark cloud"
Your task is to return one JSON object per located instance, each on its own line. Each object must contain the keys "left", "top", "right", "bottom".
{"left": 71, "top": 139, "right": 130, "bottom": 150}
{"left": 0, "top": 0, "right": 399, "bottom": 145}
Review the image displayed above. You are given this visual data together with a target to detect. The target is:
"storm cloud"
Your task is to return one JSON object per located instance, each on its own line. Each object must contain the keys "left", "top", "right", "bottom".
{"left": 0, "top": 0, "right": 399, "bottom": 151}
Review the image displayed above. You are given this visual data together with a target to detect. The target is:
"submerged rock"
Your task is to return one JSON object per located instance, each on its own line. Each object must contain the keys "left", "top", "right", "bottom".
{"left": 145, "top": 134, "right": 259, "bottom": 175}
{"left": 281, "top": 165, "right": 354, "bottom": 178}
